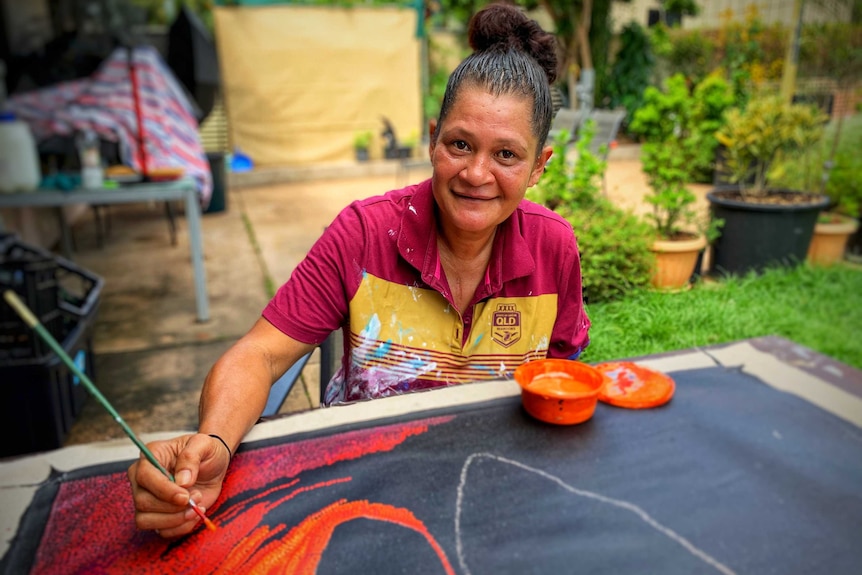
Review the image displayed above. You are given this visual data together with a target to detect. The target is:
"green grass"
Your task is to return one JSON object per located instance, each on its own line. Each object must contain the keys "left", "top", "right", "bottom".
{"left": 580, "top": 263, "right": 862, "bottom": 370}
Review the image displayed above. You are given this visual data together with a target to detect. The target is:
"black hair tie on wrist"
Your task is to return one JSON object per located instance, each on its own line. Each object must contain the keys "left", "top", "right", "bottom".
{"left": 208, "top": 434, "right": 232, "bottom": 461}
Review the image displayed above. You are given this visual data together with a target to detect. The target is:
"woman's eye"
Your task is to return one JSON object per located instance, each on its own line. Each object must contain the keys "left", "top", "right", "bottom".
{"left": 499, "top": 150, "right": 515, "bottom": 160}
{"left": 453, "top": 140, "right": 469, "bottom": 151}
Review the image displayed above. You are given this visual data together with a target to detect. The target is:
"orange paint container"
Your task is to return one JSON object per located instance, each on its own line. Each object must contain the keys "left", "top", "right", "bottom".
{"left": 514, "top": 359, "right": 604, "bottom": 425}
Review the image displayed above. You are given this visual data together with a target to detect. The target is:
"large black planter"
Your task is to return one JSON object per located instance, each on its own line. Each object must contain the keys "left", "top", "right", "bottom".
{"left": 707, "top": 186, "right": 829, "bottom": 276}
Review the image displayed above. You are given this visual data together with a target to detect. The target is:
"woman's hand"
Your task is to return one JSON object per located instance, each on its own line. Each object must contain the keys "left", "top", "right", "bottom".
{"left": 127, "top": 433, "right": 230, "bottom": 538}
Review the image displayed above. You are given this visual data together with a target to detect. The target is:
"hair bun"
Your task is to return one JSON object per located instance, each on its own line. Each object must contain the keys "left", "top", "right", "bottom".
{"left": 468, "top": 3, "right": 558, "bottom": 84}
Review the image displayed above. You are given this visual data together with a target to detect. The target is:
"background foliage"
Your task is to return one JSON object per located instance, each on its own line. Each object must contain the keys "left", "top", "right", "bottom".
{"left": 771, "top": 114, "right": 862, "bottom": 216}
{"left": 629, "top": 73, "right": 735, "bottom": 183}
{"left": 603, "top": 22, "right": 654, "bottom": 123}
{"left": 528, "top": 125, "right": 654, "bottom": 303}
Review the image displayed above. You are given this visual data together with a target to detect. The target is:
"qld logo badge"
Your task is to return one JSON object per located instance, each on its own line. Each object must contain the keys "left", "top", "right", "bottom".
{"left": 492, "top": 303, "right": 521, "bottom": 348}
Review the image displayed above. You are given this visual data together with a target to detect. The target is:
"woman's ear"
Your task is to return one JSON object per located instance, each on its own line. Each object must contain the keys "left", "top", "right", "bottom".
{"left": 428, "top": 118, "right": 438, "bottom": 156}
{"left": 528, "top": 145, "right": 554, "bottom": 187}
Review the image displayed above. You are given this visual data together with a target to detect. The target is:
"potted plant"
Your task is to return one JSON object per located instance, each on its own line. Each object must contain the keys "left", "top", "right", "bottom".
{"left": 807, "top": 148, "right": 862, "bottom": 265}
{"left": 641, "top": 139, "right": 720, "bottom": 290}
{"left": 353, "top": 131, "right": 372, "bottom": 162}
{"left": 708, "top": 95, "right": 830, "bottom": 275}
{"left": 799, "top": 20, "right": 862, "bottom": 262}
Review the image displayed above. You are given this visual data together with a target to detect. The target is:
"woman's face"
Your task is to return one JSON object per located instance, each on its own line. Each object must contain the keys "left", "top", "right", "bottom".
{"left": 429, "top": 85, "right": 552, "bottom": 240}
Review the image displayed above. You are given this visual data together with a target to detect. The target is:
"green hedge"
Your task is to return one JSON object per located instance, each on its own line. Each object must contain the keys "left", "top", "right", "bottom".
{"left": 529, "top": 125, "right": 654, "bottom": 304}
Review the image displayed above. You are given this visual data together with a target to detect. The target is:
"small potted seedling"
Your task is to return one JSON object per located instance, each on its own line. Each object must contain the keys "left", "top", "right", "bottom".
{"left": 353, "top": 131, "right": 372, "bottom": 162}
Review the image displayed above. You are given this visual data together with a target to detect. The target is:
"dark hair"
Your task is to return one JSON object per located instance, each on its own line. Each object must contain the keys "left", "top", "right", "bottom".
{"left": 435, "top": 2, "right": 558, "bottom": 154}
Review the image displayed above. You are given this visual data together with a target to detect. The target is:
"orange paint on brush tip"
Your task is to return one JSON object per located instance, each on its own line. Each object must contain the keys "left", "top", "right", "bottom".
{"left": 188, "top": 498, "right": 217, "bottom": 531}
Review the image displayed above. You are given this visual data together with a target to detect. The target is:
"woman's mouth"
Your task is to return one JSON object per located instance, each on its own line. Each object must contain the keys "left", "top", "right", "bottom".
{"left": 452, "top": 190, "right": 494, "bottom": 202}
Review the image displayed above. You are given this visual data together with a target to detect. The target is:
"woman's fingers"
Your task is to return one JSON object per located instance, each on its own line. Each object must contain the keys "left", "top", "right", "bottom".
{"left": 136, "top": 506, "right": 202, "bottom": 537}
{"left": 128, "top": 434, "right": 227, "bottom": 537}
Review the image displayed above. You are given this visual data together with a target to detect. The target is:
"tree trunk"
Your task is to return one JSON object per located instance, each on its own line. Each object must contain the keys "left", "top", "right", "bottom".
{"left": 575, "top": 0, "right": 594, "bottom": 110}
{"left": 538, "top": 0, "right": 582, "bottom": 108}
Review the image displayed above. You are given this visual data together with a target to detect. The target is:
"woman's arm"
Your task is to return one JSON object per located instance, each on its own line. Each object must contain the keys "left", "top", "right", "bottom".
{"left": 128, "top": 318, "right": 314, "bottom": 537}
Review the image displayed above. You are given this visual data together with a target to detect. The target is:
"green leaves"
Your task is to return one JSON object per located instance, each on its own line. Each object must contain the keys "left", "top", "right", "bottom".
{"left": 641, "top": 140, "right": 701, "bottom": 239}
{"left": 629, "top": 73, "right": 735, "bottom": 184}
{"left": 529, "top": 122, "right": 606, "bottom": 212}
{"left": 605, "top": 22, "right": 655, "bottom": 123}
{"left": 632, "top": 74, "right": 733, "bottom": 239}
{"left": 716, "top": 96, "right": 828, "bottom": 197}
{"left": 353, "top": 131, "right": 373, "bottom": 149}
{"left": 529, "top": 121, "right": 655, "bottom": 303}
{"left": 564, "top": 202, "right": 655, "bottom": 304}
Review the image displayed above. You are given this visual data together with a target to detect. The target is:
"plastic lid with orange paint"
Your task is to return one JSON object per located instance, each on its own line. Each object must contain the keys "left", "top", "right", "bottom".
{"left": 595, "top": 362, "right": 675, "bottom": 409}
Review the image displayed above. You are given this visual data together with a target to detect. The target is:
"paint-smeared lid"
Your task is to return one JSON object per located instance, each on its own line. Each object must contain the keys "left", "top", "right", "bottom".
{"left": 595, "top": 362, "right": 675, "bottom": 409}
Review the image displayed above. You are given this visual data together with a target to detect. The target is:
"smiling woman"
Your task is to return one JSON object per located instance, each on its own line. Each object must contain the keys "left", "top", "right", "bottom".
{"left": 128, "top": 1, "right": 591, "bottom": 540}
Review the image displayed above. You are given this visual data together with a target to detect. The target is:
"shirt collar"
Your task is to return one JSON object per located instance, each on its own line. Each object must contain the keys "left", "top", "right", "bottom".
{"left": 397, "top": 179, "right": 537, "bottom": 295}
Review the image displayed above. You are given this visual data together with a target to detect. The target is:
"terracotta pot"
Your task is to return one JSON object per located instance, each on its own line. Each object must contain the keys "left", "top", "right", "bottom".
{"left": 650, "top": 234, "right": 707, "bottom": 291}
{"left": 807, "top": 214, "right": 860, "bottom": 265}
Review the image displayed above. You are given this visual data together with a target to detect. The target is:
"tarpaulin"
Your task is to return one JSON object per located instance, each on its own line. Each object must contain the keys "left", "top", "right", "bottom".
{"left": 7, "top": 46, "right": 212, "bottom": 206}
{"left": 213, "top": 5, "right": 422, "bottom": 166}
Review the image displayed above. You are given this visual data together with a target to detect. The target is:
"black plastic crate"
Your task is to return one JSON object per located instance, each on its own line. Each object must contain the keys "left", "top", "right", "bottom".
{"left": 0, "top": 235, "right": 103, "bottom": 458}
{"left": 0, "top": 237, "right": 103, "bottom": 361}
{"left": 0, "top": 255, "right": 64, "bottom": 360}
{"left": 0, "top": 316, "right": 95, "bottom": 458}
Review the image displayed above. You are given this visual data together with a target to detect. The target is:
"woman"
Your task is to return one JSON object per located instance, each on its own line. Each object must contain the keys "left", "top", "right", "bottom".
{"left": 129, "top": 2, "right": 590, "bottom": 538}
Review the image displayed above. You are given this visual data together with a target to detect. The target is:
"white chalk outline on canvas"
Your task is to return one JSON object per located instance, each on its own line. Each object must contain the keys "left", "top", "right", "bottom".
{"left": 454, "top": 452, "right": 736, "bottom": 575}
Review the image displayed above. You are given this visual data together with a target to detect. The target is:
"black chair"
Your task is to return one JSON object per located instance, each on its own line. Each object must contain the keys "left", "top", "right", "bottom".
{"left": 261, "top": 329, "right": 343, "bottom": 416}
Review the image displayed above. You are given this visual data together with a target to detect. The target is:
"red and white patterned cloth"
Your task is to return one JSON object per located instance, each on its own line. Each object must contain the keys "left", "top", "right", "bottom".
{"left": 7, "top": 45, "right": 212, "bottom": 206}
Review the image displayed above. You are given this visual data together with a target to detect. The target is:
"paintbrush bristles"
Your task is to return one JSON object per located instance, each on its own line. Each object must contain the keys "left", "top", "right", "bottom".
{"left": 189, "top": 498, "right": 218, "bottom": 531}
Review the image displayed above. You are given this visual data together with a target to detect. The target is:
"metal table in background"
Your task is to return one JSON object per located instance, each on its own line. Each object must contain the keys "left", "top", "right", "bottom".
{"left": 0, "top": 178, "right": 210, "bottom": 322}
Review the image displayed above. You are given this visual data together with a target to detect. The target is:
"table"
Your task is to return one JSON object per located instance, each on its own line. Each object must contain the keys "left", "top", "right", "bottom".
{"left": 1, "top": 337, "right": 861, "bottom": 573}
{"left": 0, "top": 179, "right": 209, "bottom": 322}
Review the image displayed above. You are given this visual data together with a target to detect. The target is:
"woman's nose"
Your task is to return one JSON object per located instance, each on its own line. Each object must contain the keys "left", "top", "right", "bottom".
{"left": 460, "top": 154, "right": 493, "bottom": 185}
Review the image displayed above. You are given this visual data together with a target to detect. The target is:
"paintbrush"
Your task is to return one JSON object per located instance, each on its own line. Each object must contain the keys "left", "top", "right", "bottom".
{"left": 3, "top": 289, "right": 217, "bottom": 532}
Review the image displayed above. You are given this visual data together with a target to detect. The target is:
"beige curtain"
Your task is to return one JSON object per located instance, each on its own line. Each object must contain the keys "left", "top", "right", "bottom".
{"left": 214, "top": 5, "right": 422, "bottom": 167}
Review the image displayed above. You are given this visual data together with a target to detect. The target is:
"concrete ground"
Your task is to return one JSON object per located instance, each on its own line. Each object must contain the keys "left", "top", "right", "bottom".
{"left": 46, "top": 147, "right": 708, "bottom": 446}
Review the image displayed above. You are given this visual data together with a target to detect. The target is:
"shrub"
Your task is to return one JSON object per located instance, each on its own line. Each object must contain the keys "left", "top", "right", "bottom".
{"left": 629, "top": 73, "right": 735, "bottom": 183}
{"left": 716, "top": 96, "right": 828, "bottom": 198}
{"left": 712, "top": 6, "right": 782, "bottom": 101}
{"left": 353, "top": 131, "right": 372, "bottom": 149}
{"left": 562, "top": 202, "right": 654, "bottom": 304}
{"left": 641, "top": 139, "right": 700, "bottom": 239}
{"left": 530, "top": 122, "right": 606, "bottom": 212}
{"left": 664, "top": 28, "right": 715, "bottom": 86}
{"left": 827, "top": 150, "right": 862, "bottom": 217}
{"left": 529, "top": 122, "right": 654, "bottom": 303}
{"left": 641, "top": 138, "right": 724, "bottom": 242}
{"left": 771, "top": 114, "right": 862, "bottom": 216}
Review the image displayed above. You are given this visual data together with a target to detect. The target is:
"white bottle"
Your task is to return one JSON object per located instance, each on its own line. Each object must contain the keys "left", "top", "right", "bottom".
{"left": 0, "top": 111, "right": 41, "bottom": 193}
{"left": 77, "top": 129, "right": 104, "bottom": 189}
